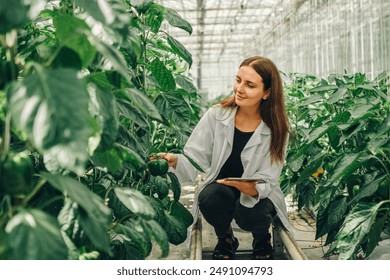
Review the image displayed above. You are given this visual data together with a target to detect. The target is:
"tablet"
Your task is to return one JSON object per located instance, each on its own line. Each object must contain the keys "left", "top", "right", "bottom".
{"left": 224, "top": 177, "right": 267, "bottom": 183}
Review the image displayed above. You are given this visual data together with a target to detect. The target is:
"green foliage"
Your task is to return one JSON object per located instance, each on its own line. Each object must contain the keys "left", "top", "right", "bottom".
{"left": 0, "top": 0, "right": 200, "bottom": 259}
{"left": 282, "top": 72, "right": 390, "bottom": 259}
{"left": 8, "top": 66, "right": 92, "bottom": 175}
{"left": 5, "top": 208, "right": 68, "bottom": 259}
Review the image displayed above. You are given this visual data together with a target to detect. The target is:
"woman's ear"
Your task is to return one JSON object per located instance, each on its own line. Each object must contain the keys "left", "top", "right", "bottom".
{"left": 263, "top": 89, "right": 271, "bottom": 100}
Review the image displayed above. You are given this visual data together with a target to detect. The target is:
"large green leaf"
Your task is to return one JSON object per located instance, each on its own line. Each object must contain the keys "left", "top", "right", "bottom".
{"left": 358, "top": 84, "right": 388, "bottom": 101}
{"left": 327, "top": 125, "right": 341, "bottom": 150}
{"left": 140, "top": 219, "right": 169, "bottom": 258}
{"left": 43, "top": 173, "right": 112, "bottom": 253}
{"left": 144, "top": 196, "right": 167, "bottom": 226}
{"left": 115, "top": 143, "right": 146, "bottom": 171}
{"left": 296, "top": 179, "right": 316, "bottom": 210}
{"left": 299, "top": 93, "right": 323, "bottom": 106}
{"left": 88, "top": 84, "right": 119, "bottom": 150}
{"left": 167, "top": 172, "right": 181, "bottom": 201}
{"left": 117, "top": 125, "right": 149, "bottom": 156}
{"left": 349, "top": 174, "right": 387, "bottom": 205}
{"left": 86, "top": 71, "right": 127, "bottom": 91}
{"left": 162, "top": 210, "right": 188, "bottom": 245}
{"left": 175, "top": 74, "right": 197, "bottom": 94}
{"left": 161, "top": 6, "right": 192, "bottom": 34}
{"left": 116, "top": 97, "right": 149, "bottom": 128}
{"left": 74, "top": 0, "right": 129, "bottom": 31}
{"left": 306, "top": 125, "right": 333, "bottom": 144}
{"left": 349, "top": 103, "right": 375, "bottom": 121}
{"left": 327, "top": 201, "right": 388, "bottom": 259}
{"left": 363, "top": 214, "right": 387, "bottom": 257}
{"left": 327, "top": 153, "right": 363, "bottom": 185}
{"left": 296, "top": 157, "right": 323, "bottom": 185}
{"left": 166, "top": 34, "right": 192, "bottom": 67}
{"left": 52, "top": 13, "right": 96, "bottom": 68}
{"left": 8, "top": 66, "right": 92, "bottom": 175}
{"left": 114, "top": 187, "right": 155, "bottom": 220}
{"left": 309, "top": 84, "right": 338, "bottom": 93}
{"left": 338, "top": 122, "right": 365, "bottom": 143}
{"left": 145, "top": 3, "right": 164, "bottom": 33}
{"left": 315, "top": 191, "right": 333, "bottom": 239}
{"left": 154, "top": 90, "right": 191, "bottom": 124}
{"left": 147, "top": 58, "right": 176, "bottom": 91}
{"left": 0, "top": 0, "right": 46, "bottom": 34}
{"left": 119, "top": 222, "right": 152, "bottom": 258}
{"left": 287, "top": 154, "right": 304, "bottom": 172}
{"left": 130, "top": 0, "right": 154, "bottom": 13}
{"left": 5, "top": 209, "right": 67, "bottom": 259}
{"left": 110, "top": 235, "right": 144, "bottom": 259}
{"left": 117, "top": 88, "right": 162, "bottom": 121}
{"left": 326, "top": 196, "right": 348, "bottom": 233}
{"left": 333, "top": 111, "right": 351, "bottom": 124}
{"left": 328, "top": 87, "right": 348, "bottom": 104}
{"left": 367, "top": 137, "right": 388, "bottom": 155}
{"left": 168, "top": 200, "right": 193, "bottom": 228}
{"left": 58, "top": 198, "right": 85, "bottom": 245}
{"left": 288, "top": 143, "right": 311, "bottom": 163}
{"left": 88, "top": 35, "right": 132, "bottom": 82}
{"left": 0, "top": 228, "right": 6, "bottom": 258}
{"left": 91, "top": 147, "right": 122, "bottom": 174}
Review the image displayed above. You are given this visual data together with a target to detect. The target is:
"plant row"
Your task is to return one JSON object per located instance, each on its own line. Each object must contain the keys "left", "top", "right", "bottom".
{"left": 0, "top": 0, "right": 201, "bottom": 260}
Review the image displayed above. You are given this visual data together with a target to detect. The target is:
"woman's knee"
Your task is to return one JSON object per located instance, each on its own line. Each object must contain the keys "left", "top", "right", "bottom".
{"left": 233, "top": 198, "right": 275, "bottom": 231}
{"left": 198, "top": 182, "right": 239, "bottom": 208}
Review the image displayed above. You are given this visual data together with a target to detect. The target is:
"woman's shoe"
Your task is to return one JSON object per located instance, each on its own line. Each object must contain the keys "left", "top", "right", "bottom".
{"left": 212, "top": 234, "right": 239, "bottom": 260}
{"left": 252, "top": 233, "right": 273, "bottom": 260}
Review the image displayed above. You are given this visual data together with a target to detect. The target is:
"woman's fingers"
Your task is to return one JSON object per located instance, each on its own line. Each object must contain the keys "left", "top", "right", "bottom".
{"left": 156, "top": 152, "right": 167, "bottom": 160}
{"left": 154, "top": 152, "right": 178, "bottom": 168}
{"left": 216, "top": 179, "right": 258, "bottom": 196}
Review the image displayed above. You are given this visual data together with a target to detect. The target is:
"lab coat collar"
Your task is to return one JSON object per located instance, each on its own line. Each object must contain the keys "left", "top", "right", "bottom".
{"left": 220, "top": 106, "right": 271, "bottom": 148}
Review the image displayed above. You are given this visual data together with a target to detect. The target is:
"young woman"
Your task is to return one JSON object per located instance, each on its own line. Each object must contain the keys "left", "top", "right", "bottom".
{"left": 161, "top": 56, "right": 291, "bottom": 260}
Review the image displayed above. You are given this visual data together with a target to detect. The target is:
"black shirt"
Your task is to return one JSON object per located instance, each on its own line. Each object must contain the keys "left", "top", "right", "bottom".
{"left": 217, "top": 127, "right": 254, "bottom": 179}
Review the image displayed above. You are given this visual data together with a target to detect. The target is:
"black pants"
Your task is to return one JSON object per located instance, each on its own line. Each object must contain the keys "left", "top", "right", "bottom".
{"left": 198, "top": 182, "right": 276, "bottom": 240}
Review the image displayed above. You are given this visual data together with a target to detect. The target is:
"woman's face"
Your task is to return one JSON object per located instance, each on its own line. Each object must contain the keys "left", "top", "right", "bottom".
{"left": 233, "top": 65, "right": 269, "bottom": 109}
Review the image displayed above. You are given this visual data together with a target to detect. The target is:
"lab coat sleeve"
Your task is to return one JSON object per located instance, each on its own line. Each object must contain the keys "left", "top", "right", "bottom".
{"left": 172, "top": 107, "right": 216, "bottom": 184}
{"left": 253, "top": 135, "right": 289, "bottom": 201}
{"left": 240, "top": 151, "right": 285, "bottom": 206}
{"left": 253, "top": 157, "right": 284, "bottom": 200}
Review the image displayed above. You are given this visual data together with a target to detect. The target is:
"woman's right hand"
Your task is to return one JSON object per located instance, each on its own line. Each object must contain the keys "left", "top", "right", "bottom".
{"left": 156, "top": 152, "right": 178, "bottom": 169}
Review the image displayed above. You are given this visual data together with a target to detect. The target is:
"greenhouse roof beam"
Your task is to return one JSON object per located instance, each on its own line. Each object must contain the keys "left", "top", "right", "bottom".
{"left": 173, "top": 5, "right": 275, "bottom": 13}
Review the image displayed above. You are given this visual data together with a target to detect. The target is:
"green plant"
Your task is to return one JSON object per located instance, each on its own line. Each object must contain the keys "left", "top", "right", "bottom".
{"left": 0, "top": 0, "right": 200, "bottom": 259}
{"left": 281, "top": 71, "right": 390, "bottom": 259}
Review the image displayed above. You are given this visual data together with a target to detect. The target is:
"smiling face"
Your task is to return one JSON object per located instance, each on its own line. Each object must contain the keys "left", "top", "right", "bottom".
{"left": 233, "top": 65, "right": 269, "bottom": 110}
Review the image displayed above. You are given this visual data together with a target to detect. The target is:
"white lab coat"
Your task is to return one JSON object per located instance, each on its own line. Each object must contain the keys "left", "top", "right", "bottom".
{"left": 172, "top": 104, "right": 292, "bottom": 232}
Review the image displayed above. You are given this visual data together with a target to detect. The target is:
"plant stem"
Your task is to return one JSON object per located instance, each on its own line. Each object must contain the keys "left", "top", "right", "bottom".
{"left": 117, "top": 213, "right": 136, "bottom": 225}
{"left": 104, "top": 187, "right": 112, "bottom": 206}
{"left": 0, "top": 196, "right": 12, "bottom": 229}
{"left": 44, "top": 44, "right": 63, "bottom": 68}
{"left": 0, "top": 113, "right": 11, "bottom": 162}
{"left": 22, "top": 177, "right": 47, "bottom": 206}
{"left": 156, "top": 129, "right": 167, "bottom": 150}
{"left": 38, "top": 196, "right": 63, "bottom": 210}
{"left": 372, "top": 154, "right": 390, "bottom": 175}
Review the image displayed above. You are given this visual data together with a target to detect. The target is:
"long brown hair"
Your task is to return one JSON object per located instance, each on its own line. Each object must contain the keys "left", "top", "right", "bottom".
{"left": 220, "top": 56, "right": 289, "bottom": 164}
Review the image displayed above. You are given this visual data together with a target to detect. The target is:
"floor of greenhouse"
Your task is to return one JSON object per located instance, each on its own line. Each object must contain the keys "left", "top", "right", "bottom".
{"left": 148, "top": 184, "right": 390, "bottom": 260}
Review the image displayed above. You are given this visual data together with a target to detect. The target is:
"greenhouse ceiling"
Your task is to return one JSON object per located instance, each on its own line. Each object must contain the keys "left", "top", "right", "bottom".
{"left": 157, "top": 0, "right": 291, "bottom": 64}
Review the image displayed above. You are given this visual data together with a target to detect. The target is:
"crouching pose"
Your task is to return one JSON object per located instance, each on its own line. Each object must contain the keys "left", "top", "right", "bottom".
{"left": 160, "top": 56, "right": 291, "bottom": 260}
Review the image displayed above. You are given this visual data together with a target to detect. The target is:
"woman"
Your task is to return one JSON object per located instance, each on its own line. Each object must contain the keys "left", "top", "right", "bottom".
{"left": 160, "top": 56, "right": 291, "bottom": 260}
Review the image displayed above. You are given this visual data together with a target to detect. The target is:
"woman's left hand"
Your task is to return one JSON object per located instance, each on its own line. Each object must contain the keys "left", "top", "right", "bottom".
{"left": 216, "top": 179, "right": 258, "bottom": 197}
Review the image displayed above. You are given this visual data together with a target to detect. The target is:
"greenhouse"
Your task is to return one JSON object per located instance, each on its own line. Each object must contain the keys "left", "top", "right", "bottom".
{"left": 0, "top": 0, "right": 389, "bottom": 266}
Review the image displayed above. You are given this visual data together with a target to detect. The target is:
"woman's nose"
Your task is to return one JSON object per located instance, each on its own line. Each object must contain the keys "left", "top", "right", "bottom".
{"left": 236, "top": 83, "right": 244, "bottom": 93}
